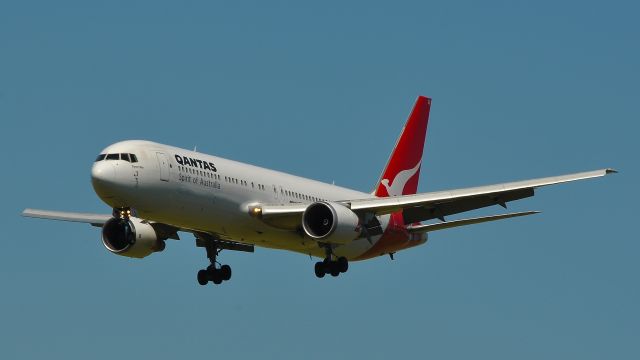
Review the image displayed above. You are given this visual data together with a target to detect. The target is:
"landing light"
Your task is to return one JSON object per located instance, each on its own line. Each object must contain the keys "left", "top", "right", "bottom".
{"left": 249, "top": 207, "right": 262, "bottom": 217}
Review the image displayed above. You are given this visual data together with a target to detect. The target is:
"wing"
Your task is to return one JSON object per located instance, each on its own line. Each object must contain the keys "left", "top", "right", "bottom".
{"left": 21, "top": 209, "right": 249, "bottom": 247}
{"left": 252, "top": 168, "right": 616, "bottom": 228}
{"left": 22, "top": 208, "right": 111, "bottom": 227}
{"left": 22, "top": 208, "right": 182, "bottom": 240}
{"left": 349, "top": 168, "right": 616, "bottom": 223}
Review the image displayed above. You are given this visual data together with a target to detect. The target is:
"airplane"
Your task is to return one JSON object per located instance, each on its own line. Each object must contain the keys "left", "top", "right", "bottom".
{"left": 22, "top": 96, "right": 615, "bottom": 286}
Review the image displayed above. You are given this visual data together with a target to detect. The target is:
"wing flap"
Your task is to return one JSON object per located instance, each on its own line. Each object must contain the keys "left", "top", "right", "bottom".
{"left": 406, "top": 211, "right": 540, "bottom": 233}
{"left": 402, "top": 188, "right": 534, "bottom": 223}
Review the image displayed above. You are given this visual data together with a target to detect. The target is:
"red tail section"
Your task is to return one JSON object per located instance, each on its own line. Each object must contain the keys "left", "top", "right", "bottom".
{"left": 374, "top": 96, "right": 431, "bottom": 197}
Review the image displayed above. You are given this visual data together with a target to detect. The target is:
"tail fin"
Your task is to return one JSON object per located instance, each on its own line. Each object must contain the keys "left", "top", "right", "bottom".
{"left": 374, "top": 96, "right": 431, "bottom": 197}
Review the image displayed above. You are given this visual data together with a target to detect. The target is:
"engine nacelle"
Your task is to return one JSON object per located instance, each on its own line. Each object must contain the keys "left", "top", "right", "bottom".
{"left": 101, "top": 217, "right": 165, "bottom": 259}
{"left": 302, "top": 202, "right": 361, "bottom": 244}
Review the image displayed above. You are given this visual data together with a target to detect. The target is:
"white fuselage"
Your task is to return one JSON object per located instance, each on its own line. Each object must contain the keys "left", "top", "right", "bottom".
{"left": 91, "top": 140, "right": 397, "bottom": 260}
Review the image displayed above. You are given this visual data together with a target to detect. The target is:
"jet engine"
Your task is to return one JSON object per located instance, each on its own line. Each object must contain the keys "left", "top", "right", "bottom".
{"left": 302, "top": 202, "right": 361, "bottom": 244}
{"left": 101, "top": 216, "right": 166, "bottom": 258}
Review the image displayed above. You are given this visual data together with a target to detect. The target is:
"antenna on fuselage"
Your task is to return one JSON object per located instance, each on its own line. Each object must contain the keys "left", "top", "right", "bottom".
{"left": 194, "top": 145, "right": 197, "bottom": 152}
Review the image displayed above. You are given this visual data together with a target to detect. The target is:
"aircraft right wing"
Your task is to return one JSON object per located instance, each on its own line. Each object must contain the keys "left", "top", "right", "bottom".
{"left": 21, "top": 208, "right": 182, "bottom": 240}
{"left": 22, "top": 208, "right": 111, "bottom": 227}
{"left": 21, "top": 208, "right": 251, "bottom": 246}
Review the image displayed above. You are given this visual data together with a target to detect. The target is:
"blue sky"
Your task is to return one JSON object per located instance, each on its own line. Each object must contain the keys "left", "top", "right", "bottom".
{"left": 0, "top": 1, "right": 637, "bottom": 359}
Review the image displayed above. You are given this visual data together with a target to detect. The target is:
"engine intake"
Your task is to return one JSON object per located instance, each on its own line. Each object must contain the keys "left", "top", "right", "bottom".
{"left": 302, "top": 202, "right": 361, "bottom": 244}
{"left": 102, "top": 217, "right": 165, "bottom": 259}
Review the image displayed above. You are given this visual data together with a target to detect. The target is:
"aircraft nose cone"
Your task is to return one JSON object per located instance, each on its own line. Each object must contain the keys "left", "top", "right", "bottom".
{"left": 91, "top": 161, "right": 116, "bottom": 195}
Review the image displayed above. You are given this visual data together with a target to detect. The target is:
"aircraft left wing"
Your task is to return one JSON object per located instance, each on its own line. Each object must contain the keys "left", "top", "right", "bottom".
{"left": 348, "top": 168, "right": 616, "bottom": 223}
{"left": 252, "top": 168, "right": 615, "bottom": 228}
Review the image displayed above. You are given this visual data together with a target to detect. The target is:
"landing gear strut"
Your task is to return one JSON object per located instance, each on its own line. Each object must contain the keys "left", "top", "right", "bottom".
{"left": 197, "top": 242, "right": 232, "bottom": 286}
{"left": 314, "top": 244, "right": 349, "bottom": 278}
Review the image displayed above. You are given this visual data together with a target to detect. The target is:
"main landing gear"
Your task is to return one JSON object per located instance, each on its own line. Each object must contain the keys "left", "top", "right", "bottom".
{"left": 314, "top": 245, "right": 349, "bottom": 278}
{"left": 197, "top": 242, "right": 232, "bottom": 286}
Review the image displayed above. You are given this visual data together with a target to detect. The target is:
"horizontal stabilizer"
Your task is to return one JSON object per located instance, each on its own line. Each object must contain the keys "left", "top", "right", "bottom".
{"left": 405, "top": 211, "right": 540, "bottom": 233}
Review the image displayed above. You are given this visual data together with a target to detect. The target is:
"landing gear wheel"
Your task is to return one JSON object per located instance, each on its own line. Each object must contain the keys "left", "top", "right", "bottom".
{"left": 197, "top": 269, "right": 208, "bottom": 285}
{"left": 210, "top": 270, "right": 223, "bottom": 285}
{"left": 330, "top": 263, "right": 340, "bottom": 277}
{"left": 337, "top": 257, "right": 349, "bottom": 273}
{"left": 220, "top": 265, "right": 232, "bottom": 281}
{"left": 322, "top": 258, "right": 331, "bottom": 273}
{"left": 314, "top": 262, "right": 325, "bottom": 278}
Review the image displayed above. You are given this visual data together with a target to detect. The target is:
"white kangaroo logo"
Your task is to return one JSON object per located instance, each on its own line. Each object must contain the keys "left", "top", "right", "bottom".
{"left": 380, "top": 160, "right": 422, "bottom": 196}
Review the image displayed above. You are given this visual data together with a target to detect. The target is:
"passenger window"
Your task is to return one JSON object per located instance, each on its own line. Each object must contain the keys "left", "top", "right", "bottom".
{"left": 121, "top": 153, "right": 131, "bottom": 162}
{"left": 95, "top": 154, "right": 106, "bottom": 162}
{"left": 106, "top": 153, "right": 119, "bottom": 160}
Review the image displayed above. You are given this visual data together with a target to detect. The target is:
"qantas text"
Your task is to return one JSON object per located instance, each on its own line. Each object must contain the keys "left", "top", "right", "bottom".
{"left": 174, "top": 155, "right": 217, "bottom": 172}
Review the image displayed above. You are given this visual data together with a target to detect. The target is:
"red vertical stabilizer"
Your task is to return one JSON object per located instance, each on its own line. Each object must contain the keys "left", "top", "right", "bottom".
{"left": 374, "top": 96, "right": 431, "bottom": 197}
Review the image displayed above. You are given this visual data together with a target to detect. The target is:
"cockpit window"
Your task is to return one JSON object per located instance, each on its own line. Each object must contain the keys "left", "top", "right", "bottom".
{"left": 98, "top": 153, "right": 138, "bottom": 162}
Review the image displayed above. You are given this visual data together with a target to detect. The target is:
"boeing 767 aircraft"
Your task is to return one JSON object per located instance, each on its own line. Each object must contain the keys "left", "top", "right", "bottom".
{"left": 23, "top": 97, "right": 615, "bottom": 286}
